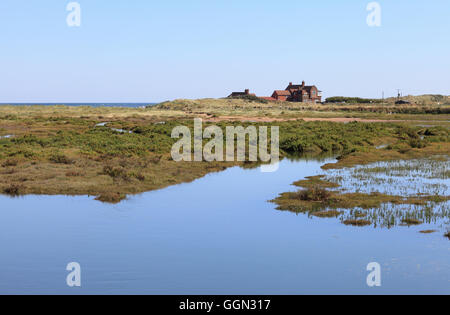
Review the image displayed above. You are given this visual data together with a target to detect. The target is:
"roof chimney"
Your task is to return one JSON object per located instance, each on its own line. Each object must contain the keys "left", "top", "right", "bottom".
{"left": 302, "top": 81, "right": 305, "bottom": 87}
{"left": 245, "top": 89, "right": 250, "bottom": 95}
{"left": 289, "top": 82, "right": 292, "bottom": 86}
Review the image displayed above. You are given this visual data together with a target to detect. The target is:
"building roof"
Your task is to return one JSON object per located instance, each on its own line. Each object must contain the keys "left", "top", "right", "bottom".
{"left": 260, "top": 97, "right": 277, "bottom": 101}
{"left": 288, "top": 86, "right": 319, "bottom": 96}
{"left": 273, "top": 90, "right": 291, "bottom": 96}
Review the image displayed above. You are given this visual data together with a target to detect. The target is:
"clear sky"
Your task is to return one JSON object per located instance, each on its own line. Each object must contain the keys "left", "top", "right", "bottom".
{"left": 0, "top": 0, "right": 449, "bottom": 102}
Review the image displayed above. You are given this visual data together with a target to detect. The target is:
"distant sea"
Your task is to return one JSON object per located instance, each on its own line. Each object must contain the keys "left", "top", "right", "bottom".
{"left": 0, "top": 103, "right": 157, "bottom": 108}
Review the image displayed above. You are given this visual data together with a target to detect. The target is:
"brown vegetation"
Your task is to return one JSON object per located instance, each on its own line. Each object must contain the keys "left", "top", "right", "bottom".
{"left": 401, "top": 218, "right": 423, "bottom": 226}
{"left": 95, "top": 192, "right": 127, "bottom": 204}
{"left": 343, "top": 219, "right": 372, "bottom": 227}
{"left": 3, "top": 184, "right": 23, "bottom": 196}
{"left": 312, "top": 210, "right": 341, "bottom": 218}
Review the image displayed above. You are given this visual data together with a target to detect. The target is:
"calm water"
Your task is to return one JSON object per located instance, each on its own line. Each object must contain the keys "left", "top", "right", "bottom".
{"left": 0, "top": 158, "right": 449, "bottom": 294}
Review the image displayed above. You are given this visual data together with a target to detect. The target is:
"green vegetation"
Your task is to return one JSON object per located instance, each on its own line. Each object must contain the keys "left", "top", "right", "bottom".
{"left": 227, "top": 94, "right": 269, "bottom": 104}
{"left": 152, "top": 96, "right": 450, "bottom": 116}
{"left": 326, "top": 96, "right": 383, "bottom": 104}
{"left": 389, "top": 94, "right": 450, "bottom": 106}
{"left": 0, "top": 104, "right": 448, "bottom": 204}
{"left": 279, "top": 121, "right": 396, "bottom": 154}
{"left": 273, "top": 186, "right": 447, "bottom": 215}
{"left": 326, "top": 94, "right": 450, "bottom": 107}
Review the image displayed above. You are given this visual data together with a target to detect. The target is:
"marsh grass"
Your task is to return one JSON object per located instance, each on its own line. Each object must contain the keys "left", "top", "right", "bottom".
{"left": 272, "top": 155, "right": 450, "bottom": 233}
{"left": 291, "top": 187, "right": 332, "bottom": 202}
{"left": 154, "top": 97, "right": 450, "bottom": 116}
{"left": 65, "top": 171, "right": 83, "bottom": 177}
{"left": 293, "top": 176, "right": 339, "bottom": 189}
{"left": 0, "top": 105, "right": 448, "bottom": 204}
{"left": 1, "top": 159, "right": 18, "bottom": 167}
{"left": 313, "top": 210, "right": 341, "bottom": 218}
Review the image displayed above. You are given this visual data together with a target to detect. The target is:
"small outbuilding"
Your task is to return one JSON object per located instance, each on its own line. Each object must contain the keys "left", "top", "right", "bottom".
{"left": 228, "top": 89, "right": 256, "bottom": 98}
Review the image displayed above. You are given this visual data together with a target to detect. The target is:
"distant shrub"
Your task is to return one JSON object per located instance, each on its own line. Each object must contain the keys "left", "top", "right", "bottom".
{"left": 292, "top": 187, "right": 332, "bottom": 202}
{"left": 423, "top": 127, "right": 446, "bottom": 136}
{"left": 421, "top": 127, "right": 449, "bottom": 143}
{"left": 395, "top": 143, "right": 411, "bottom": 154}
{"left": 396, "top": 126, "right": 420, "bottom": 139}
{"left": 228, "top": 95, "right": 269, "bottom": 104}
{"left": 409, "top": 139, "right": 427, "bottom": 149}
{"left": 49, "top": 154, "right": 75, "bottom": 165}
{"left": 326, "top": 97, "right": 383, "bottom": 104}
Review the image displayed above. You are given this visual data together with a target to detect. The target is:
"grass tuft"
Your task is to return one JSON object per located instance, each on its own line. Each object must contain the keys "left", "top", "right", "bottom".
{"left": 1, "top": 159, "right": 18, "bottom": 167}
{"left": 95, "top": 192, "right": 126, "bottom": 204}
{"left": 291, "top": 187, "right": 331, "bottom": 202}
{"left": 3, "top": 184, "right": 23, "bottom": 196}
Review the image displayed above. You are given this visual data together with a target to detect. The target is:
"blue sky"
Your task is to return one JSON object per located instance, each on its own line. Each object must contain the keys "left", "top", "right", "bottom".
{"left": 0, "top": 0, "right": 449, "bottom": 102}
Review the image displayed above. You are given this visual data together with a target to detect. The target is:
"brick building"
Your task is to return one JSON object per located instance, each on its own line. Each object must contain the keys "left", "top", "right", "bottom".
{"left": 271, "top": 90, "right": 291, "bottom": 101}
{"left": 228, "top": 81, "right": 322, "bottom": 103}
{"left": 271, "top": 81, "right": 322, "bottom": 103}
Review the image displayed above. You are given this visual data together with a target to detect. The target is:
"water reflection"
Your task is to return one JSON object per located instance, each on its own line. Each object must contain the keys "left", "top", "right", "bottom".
{"left": 1, "top": 156, "right": 449, "bottom": 294}
{"left": 277, "top": 157, "right": 450, "bottom": 231}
